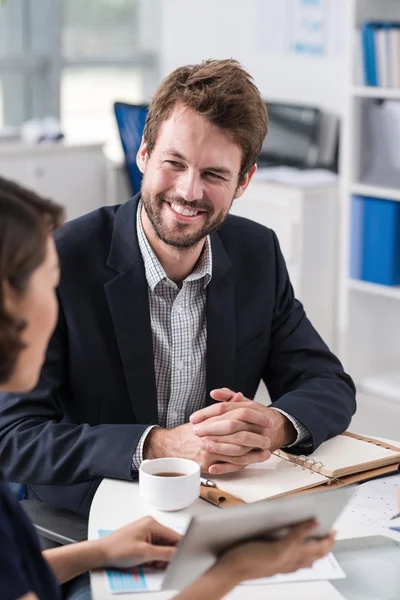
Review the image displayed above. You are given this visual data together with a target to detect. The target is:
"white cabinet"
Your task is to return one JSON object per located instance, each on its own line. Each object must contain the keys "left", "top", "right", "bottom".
{"left": 0, "top": 141, "right": 107, "bottom": 221}
{"left": 231, "top": 179, "right": 337, "bottom": 351}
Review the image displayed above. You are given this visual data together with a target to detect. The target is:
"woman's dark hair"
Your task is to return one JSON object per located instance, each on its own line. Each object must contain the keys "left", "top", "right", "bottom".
{"left": 0, "top": 177, "right": 64, "bottom": 384}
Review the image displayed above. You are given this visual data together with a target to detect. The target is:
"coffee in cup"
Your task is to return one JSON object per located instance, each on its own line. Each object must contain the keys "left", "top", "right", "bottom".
{"left": 139, "top": 458, "right": 200, "bottom": 511}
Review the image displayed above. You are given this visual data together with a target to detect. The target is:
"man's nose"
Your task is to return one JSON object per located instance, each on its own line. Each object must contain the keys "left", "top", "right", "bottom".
{"left": 175, "top": 171, "right": 204, "bottom": 202}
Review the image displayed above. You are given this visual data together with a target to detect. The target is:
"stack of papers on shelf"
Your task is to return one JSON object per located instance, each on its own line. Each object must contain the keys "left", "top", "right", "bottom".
{"left": 0, "top": 126, "right": 21, "bottom": 143}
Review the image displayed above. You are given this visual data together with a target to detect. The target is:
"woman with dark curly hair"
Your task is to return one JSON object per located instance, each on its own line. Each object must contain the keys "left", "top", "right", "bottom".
{"left": 0, "top": 176, "right": 334, "bottom": 600}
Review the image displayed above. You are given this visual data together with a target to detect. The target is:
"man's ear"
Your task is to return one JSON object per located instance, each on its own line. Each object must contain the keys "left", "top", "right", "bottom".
{"left": 136, "top": 137, "right": 149, "bottom": 174}
{"left": 234, "top": 164, "right": 257, "bottom": 199}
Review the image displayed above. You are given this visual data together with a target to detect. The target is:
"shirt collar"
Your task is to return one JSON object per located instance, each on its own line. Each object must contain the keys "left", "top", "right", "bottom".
{"left": 136, "top": 200, "right": 212, "bottom": 292}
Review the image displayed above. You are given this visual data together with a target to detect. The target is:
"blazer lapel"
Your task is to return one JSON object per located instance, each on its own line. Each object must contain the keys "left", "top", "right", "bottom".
{"left": 104, "top": 197, "right": 158, "bottom": 424}
{"left": 206, "top": 233, "right": 236, "bottom": 406}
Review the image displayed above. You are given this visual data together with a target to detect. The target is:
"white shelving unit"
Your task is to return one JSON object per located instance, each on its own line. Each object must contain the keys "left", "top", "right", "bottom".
{"left": 351, "top": 183, "right": 400, "bottom": 202}
{"left": 352, "top": 85, "right": 400, "bottom": 100}
{"left": 339, "top": 0, "right": 400, "bottom": 433}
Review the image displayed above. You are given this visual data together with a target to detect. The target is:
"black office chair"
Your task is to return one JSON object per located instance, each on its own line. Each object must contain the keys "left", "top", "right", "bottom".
{"left": 7, "top": 482, "right": 87, "bottom": 546}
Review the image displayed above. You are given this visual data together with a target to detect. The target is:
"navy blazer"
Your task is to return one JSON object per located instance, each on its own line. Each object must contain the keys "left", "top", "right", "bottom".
{"left": 0, "top": 195, "right": 356, "bottom": 517}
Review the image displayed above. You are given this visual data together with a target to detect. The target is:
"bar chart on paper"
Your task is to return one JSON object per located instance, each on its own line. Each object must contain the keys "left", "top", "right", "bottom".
{"left": 98, "top": 530, "right": 164, "bottom": 593}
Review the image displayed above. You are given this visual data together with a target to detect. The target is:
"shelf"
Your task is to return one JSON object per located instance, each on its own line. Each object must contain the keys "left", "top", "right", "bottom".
{"left": 357, "top": 370, "right": 400, "bottom": 406}
{"left": 347, "top": 279, "right": 400, "bottom": 300}
{"left": 352, "top": 86, "right": 400, "bottom": 100}
{"left": 350, "top": 183, "right": 400, "bottom": 202}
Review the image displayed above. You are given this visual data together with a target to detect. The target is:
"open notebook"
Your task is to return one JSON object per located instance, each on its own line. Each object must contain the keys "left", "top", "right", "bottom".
{"left": 200, "top": 432, "right": 400, "bottom": 507}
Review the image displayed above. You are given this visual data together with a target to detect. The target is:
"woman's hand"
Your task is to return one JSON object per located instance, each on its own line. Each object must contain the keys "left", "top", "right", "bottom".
{"left": 216, "top": 520, "right": 335, "bottom": 583}
{"left": 97, "top": 516, "right": 181, "bottom": 569}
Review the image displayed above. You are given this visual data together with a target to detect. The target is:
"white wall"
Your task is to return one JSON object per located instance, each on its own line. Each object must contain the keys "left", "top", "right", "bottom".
{"left": 158, "top": 0, "right": 348, "bottom": 117}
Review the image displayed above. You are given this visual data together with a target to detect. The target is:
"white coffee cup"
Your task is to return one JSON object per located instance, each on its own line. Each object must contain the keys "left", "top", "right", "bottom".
{"left": 139, "top": 457, "right": 200, "bottom": 511}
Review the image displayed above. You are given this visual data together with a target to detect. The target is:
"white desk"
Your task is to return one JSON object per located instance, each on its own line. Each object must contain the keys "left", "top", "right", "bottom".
{"left": 89, "top": 465, "right": 400, "bottom": 600}
{"left": 89, "top": 478, "right": 347, "bottom": 600}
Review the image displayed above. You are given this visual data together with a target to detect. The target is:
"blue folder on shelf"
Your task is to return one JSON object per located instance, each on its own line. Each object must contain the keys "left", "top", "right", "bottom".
{"left": 361, "top": 21, "right": 400, "bottom": 87}
{"left": 362, "top": 23, "right": 378, "bottom": 86}
{"left": 361, "top": 197, "right": 400, "bottom": 286}
{"left": 350, "top": 196, "right": 364, "bottom": 279}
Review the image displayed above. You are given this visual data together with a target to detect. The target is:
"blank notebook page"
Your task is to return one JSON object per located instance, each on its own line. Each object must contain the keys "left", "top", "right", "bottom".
{"left": 211, "top": 454, "right": 328, "bottom": 503}
{"left": 284, "top": 435, "right": 400, "bottom": 478}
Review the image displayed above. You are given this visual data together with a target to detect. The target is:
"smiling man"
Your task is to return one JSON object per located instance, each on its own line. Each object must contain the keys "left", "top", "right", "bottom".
{"left": 0, "top": 59, "right": 356, "bottom": 517}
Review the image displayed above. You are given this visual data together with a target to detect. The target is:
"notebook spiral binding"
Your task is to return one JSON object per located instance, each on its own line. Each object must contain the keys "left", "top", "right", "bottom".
{"left": 293, "top": 455, "right": 339, "bottom": 484}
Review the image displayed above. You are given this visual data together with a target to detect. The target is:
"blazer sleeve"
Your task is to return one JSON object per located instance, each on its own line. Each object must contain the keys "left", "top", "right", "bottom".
{"left": 264, "top": 232, "right": 356, "bottom": 453}
{"left": 0, "top": 301, "right": 149, "bottom": 486}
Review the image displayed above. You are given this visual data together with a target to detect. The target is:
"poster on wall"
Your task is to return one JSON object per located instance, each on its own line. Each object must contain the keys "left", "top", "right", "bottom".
{"left": 259, "top": 0, "right": 345, "bottom": 58}
{"left": 258, "top": 0, "right": 290, "bottom": 54}
{"left": 289, "top": 0, "right": 329, "bottom": 56}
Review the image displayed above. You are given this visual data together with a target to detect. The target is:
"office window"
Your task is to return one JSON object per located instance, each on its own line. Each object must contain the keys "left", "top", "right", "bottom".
{"left": 61, "top": 0, "right": 156, "bottom": 158}
{"left": 0, "top": 79, "right": 3, "bottom": 128}
{"left": 0, "top": 0, "right": 60, "bottom": 126}
{"left": 63, "top": 0, "right": 140, "bottom": 61}
{"left": 0, "top": 0, "right": 158, "bottom": 154}
{"left": 61, "top": 66, "right": 143, "bottom": 158}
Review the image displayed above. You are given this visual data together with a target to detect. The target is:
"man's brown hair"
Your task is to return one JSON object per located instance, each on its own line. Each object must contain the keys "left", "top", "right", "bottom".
{"left": 143, "top": 59, "right": 268, "bottom": 179}
{"left": 0, "top": 177, "right": 64, "bottom": 384}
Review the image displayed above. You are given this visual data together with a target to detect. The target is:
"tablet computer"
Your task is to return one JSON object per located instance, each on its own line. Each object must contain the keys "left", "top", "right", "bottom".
{"left": 162, "top": 486, "right": 353, "bottom": 590}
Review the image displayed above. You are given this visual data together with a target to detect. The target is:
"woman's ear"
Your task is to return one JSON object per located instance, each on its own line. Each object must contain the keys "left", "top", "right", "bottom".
{"left": 1, "top": 280, "right": 22, "bottom": 320}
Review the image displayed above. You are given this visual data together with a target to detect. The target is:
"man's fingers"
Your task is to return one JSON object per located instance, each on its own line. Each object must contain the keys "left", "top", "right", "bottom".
{"left": 207, "top": 462, "right": 246, "bottom": 475}
{"left": 201, "top": 440, "right": 252, "bottom": 456}
{"left": 235, "top": 448, "right": 271, "bottom": 465}
{"left": 209, "top": 388, "right": 235, "bottom": 400}
{"left": 206, "top": 430, "right": 271, "bottom": 449}
{"left": 190, "top": 400, "right": 271, "bottom": 425}
{"left": 193, "top": 411, "right": 272, "bottom": 436}
{"left": 206, "top": 448, "right": 271, "bottom": 471}
{"left": 210, "top": 389, "right": 244, "bottom": 403}
{"left": 201, "top": 432, "right": 271, "bottom": 455}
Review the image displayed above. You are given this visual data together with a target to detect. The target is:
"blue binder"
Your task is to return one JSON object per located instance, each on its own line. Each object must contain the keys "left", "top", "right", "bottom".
{"left": 362, "top": 23, "right": 378, "bottom": 86}
{"left": 350, "top": 196, "right": 364, "bottom": 279}
{"left": 361, "top": 22, "right": 400, "bottom": 87}
{"left": 361, "top": 197, "right": 400, "bottom": 286}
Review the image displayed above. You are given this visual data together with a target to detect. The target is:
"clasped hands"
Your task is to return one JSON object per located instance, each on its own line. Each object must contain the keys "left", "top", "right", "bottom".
{"left": 145, "top": 388, "right": 296, "bottom": 475}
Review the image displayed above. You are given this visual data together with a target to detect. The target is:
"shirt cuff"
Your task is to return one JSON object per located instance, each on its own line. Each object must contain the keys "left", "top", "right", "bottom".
{"left": 270, "top": 407, "right": 311, "bottom": 448}
{"left": 131, "top": 425, "right": 158, "bottom": 472}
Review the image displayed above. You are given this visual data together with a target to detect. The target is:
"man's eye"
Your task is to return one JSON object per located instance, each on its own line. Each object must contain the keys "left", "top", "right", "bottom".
{"left": 166, "top": 161, "right": 182, "bottom": 168}
{"left": 205, "top": 171, "right": 222, "bottom": 180}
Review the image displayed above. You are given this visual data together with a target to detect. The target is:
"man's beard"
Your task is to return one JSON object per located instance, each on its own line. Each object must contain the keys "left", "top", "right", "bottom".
{"left": 141, "top": 189, "right": 233, "bottom": 249}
